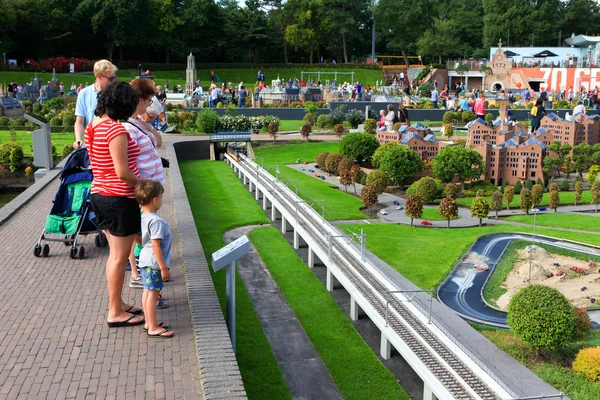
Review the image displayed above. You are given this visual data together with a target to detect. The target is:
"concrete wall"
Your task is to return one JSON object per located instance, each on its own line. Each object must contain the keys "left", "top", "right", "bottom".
{"left": 187, "top": 107, "right": 328, "bottom": 120}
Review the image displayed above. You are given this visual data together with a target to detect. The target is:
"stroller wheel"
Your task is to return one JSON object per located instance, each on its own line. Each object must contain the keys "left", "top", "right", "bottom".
{"left": 100, "top": 233, "right": 108, "bottom": 247}
{"left": 42, "top": 244, "right": 50, "bottom": 257}
{"left": 95, "top": 235, "right": 101, "bottom": 247}
{"left": 64, "top": 235, "right": 72, "bottom": 246}
{"left": 33, "top": 245, "right": 42, "bottom": 257}
{"left": 70, "top": 247, "right": 78, "bottom": 259}
{"left": 77, "top": 246, "right": 86, "bottom": 259}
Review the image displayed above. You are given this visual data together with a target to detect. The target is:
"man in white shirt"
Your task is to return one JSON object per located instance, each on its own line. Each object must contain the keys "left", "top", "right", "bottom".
{"left": 573, "top": 101, "right": 586, "bottom": 115}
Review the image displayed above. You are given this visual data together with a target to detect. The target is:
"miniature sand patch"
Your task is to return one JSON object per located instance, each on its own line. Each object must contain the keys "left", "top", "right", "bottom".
{"left": 496, "top": 246, "right": 600, "bottom": 310}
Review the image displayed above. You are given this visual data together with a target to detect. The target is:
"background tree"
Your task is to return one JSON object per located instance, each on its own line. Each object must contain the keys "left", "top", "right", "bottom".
{"left": 338, "top": 168, "right": 352, "bottom": 193}
{"left": 490, "top": 191, "right": 503, "bottom": 218}
{"left": 470, "top": 195, "right": 489, "bottom": 227}
{"left": 365, "top": 170, "right": 388, "bottom": 195}
{"left": 350, "top": 164, "right": 362, "bottom": 195}
{"left": 520, "top": 188, "right": 533, "bottom": 214}
{"left": 372, "top": 143, "right": 423, "bottom": 185}
{"left": 405, "top": 194, "right": 424, "bottom": 227}
{"left": 532, "top": 184, "right": 543, "bottom": 207}
{"left": 360, "top": 183, "right": 378, "bottom": 210}
{"left": 339, "top": 132, "right": 380, "bottom": 163}
{"left": 439, "top": 196, "right": 458, "bottom": 228}
{"left": 549, "top": 189, "right": 560, "bottom": 212}
{"left": 574, "top": 181, "right": 583, "bottom": 205}
{"left": 415, "top": 177, "right": 439, "bottom": 204}
{"left": 284, "top": 0, "right": 323, "bottom": 64}
{"left": 507, "top": 285, "right": 575, "bottom": 358}
{"left": 432, "top": 146, "right": 484, "bottom": 190}
{"left": 503, "top": 186, "right": 514, "bottom": 210}
{"left": 417, "top": 19, "right": 459, "bottom": 63}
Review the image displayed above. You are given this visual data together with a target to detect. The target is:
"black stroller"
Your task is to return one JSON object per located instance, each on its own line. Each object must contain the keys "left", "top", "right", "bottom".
{"left": 33, "top": 148, "right": 108, "bottom": 259}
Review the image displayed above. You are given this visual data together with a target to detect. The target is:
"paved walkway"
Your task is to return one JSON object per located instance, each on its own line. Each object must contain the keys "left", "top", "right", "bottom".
{"left": 0, "top": 159, "right": 202, "bottom": 399}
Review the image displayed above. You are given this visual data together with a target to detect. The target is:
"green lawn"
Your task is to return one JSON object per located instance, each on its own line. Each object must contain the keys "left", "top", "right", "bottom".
{"left": 421, "top": 207, "right": 459, "bottom": 221}
{"left": 249, "top": 227, "right": 408, "bottom": 400}
{"left": 454, "top": 190, "right": 594, "bottom": 209}
{"left": 254, "top": 142, "right": 365, "bottom": 220}
{"left": 505, "top": 213, "right": 600, "bottom": 232}
{"left": 473, "top": 325, "right": 600, "bottom": 400}
{"left": 278, "top": 120, "right": 304, "bottom": 131}
{"left": 483, "top": 240, "right": 600, "bottom": 307}
{"left": 180, "top": 160, "right": 290, "bottom": 399}
{"left": 341, "top": 223, "right": 600, "bottom": 290}
{"left": 0, "top": 130, "right": 73, "bottom": 156}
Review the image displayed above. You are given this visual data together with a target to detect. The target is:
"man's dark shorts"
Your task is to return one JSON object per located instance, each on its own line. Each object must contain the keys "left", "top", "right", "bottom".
{"left": 91, "top": 194, "right": 141, "bottom": 237}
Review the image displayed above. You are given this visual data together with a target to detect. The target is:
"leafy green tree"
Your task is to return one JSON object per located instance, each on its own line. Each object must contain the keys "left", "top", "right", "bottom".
{"left": 573, "top": 143, "right": 592, "bottom": 179}
{"left": 549, "top": 189, "right": 560, "bottom": 212}
{"left": 532, "top": 184, "right": 543, "bottom": 207}
{"left": 536, "top": 178, "right": 544, "bottom": 187}
{"left": 543, "top": 156, "right": 562, "bottom": 178}
{"left": 320, "top": 0, "right": 365, "bottom": 63}
{"left": 513, "top": 180, "right": 522, "bottom": 194}
{"left": 284, "top": 0, "right": 323, "bottom": 63}
{"left": 588, "top": 165, "right": 600, "bottom": 183}
{"left": 339, "top": 132, "right": 380, "bottom": 163}
{"left": 470, "top": 195, "right": 489, "bottom": 227}
{"left": 562, "top": 0, "right": 600, "bottom": 45}
{"left": 439, "top": 196, "right": 458, "bottom": 228}
{"left": 365, "top": 170, "right": 388, "bottom": 195}
{"left": 574, "top": 181, "right": 583, "bottom": 206}
{"left": 360, "top": 183, "right": 378, "bottom": 210}
{"left": 490, "top": 191, "right": 503, "bottom": 218}
{"left": 520, "top": 188, "right": 533, "bottom": 214}
{"left": 524, "top": 178, "right": 533, "bottom": 190}
{"left": 432, "top": 146, "right": 484, "bottom": 190}
{"left": 372, "top": 143, "right": 423, "bottom": 185}
{"left": 405, "top": 194, "right": 423, "bottom": 227}
{"left": 507, "top": 285, "right": 575, "bottom": 357}
{"left": 415, "top": 177, "right": 439, "bottom": 204}
{"left": 503, "top": 186, "right": 514, "bottom": 210}
{"left": 560, "top": 179, "right": 570, "bottom": 192}
{"left": 417, "top": 19, "right": 460, "bottom": 63}
{"left": 445, "top": 184, "right": 459, "bottom": 198}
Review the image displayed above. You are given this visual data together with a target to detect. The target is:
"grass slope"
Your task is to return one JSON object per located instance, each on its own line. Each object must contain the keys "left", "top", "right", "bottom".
{"left": 254, "top": 142, "right": 366, "bottom": 220}
{"left": 249, "top": 227, "right": 409, "bottom": 400}
{"left": 0, "top": 131, "right": 73, "bottom": 156}
{"left": 454, "top": 190, "right": 593, "bottom": 209}
{"left": 179, "top": 160, "right": 290, "bottom": 400}
{"left": 505, "top": 213, "right": 600, "bottom": 232}
{"left": 341, "top": 223, "right": 600, "bottom": 290}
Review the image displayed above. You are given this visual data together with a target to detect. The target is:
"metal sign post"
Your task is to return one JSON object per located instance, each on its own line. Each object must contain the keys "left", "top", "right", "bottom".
{"left": 211, "top": 235, "right": 251, "bottom": 353}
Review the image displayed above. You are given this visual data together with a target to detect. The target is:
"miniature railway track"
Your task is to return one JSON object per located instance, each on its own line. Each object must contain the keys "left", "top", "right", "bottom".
{"left": 234, "top": 156, "right": 504, "bottom": 400}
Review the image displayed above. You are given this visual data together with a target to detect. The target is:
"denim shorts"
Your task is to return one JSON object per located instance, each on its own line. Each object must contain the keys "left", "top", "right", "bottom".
{"left": 141, "top": 267, "right": 164, "bottom": 291}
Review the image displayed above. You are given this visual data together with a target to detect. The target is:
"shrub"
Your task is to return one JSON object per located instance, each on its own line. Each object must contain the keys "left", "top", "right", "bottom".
{"left": 484, "top": 113, "right": 494, "bottom": 124}
{"left": 339, "top": 132, "right": 380, "bottom": 162}
{"left": 366, "top": 170, "right": 388, "bottom": 194}
{"left": 415, "top": 177, "right": 439, "bottom": 204}
{"left": 507, "top": 285, "right": 574, "bottom": 353}
{"left": 549, "top": 182, "right": 559, "bottom": 192}
{"left": 524, "top": 178, "right": 533, "bottom": 190}
{"left": 573, "top": 346, "right": 600, "bottom": 382}
{"left": 406, "top": 179, "right": 444, "bottom": 198}
{"left": 316, "top": 114, "right": 330, "bottom": 128}
{"left": 315, "top": 152, "right": 330, "bottom": 168}
{"left": 182, "top": 119, "right": 195, "bottom": 132}
{"left": 442, "top": 124, "right": 454, "bottom": 137}
{"left": 442, "top": 111, "right": 455, "bottom": 124}
{"left": 216, "top": 102, "right": 224, "bottom": 108}
{"left": 560, "top": 179, "right": 570, "bottom": 191}
{"left": 303, "top": 113, "right": 315, "bottom": 125}
{"left": 300, "top": 122, "right": 312, "bottom": 141}
{"left": 168, "top": 112, "right": 181, "bottom": 128}
{"left": 393, "top": 122, "right": 401, "bottom": 131}
{"left": 573, "top": 307, "right": 592, "bottom": 341}
{"left": 62, "top": 144, "right": 73, "bottom": 158}
{"left": 346, "top": 109, "right": 364, "bottom": 129}
{"left": 0, "top": 116, "right": 9, "bottom": 128}
{"left": 360, "top": 183, "right": 378, "bottom": 209}
{"left": 338, "top": 157, "right": 353, "bottom": 172}
{"left": 404, "top": 194, "right": 424, "bottom": 226}
{"left": 461, "top": 110, "right": 475, "bottom": 123}
{"left": 463, "top": 180, "right": 498, "bottom": 197}
{"left": 61, "top": 111, "right": 76, "bottom": 129}
{"left": 445, "top": 184, "right": 459, "bottom": 198}
{"left": 0, "top": 142, "right": 24, "bottom": 172}
{"left": 513, "top": 180, "right": 523, "bottom": 194}
{"left": 363, "top": 118, "right": 377, "bottom": 134}
{"left": 166, "top": 103, "right": 173, "bottom": 111}
{"left": 325, "top": 153, "right": 344, "bottom": 175}
{"left": 196, "top": 109, "right": 219, "bottom": 133}
{"left": 333, "top": 124, "right": 345, "bottom": 137}
{"left": 418, "top": 82, "right": 434, "bottom": 97}
{"left": 10, "top": 116, "right": 26, "bottom": 129}
{"left": 329, "top": 106, "right": 347, "bottom": 126}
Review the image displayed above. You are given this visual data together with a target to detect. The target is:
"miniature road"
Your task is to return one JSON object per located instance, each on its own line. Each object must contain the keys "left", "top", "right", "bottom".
{"left": 437, "top": 233, "right": 600, "bottom": 328}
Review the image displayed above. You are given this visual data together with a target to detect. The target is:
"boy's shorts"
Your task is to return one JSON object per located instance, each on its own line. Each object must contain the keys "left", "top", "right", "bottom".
{"left": 141, "top": 267, "right": 164, "bottom": 291}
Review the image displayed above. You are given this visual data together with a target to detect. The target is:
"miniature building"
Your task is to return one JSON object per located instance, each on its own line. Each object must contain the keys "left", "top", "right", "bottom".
{"left": 0, "top": 97, "right": 24, "bottom": 118}
{"left": 376, "top": 123, "right": 456, "bottom": 160}
{"left": 299, "top": 87, "right": 323, "bottom": 103}
{"left": 539, "top": 112, "right": 600, "bottom": 148}
{"left": 185, "top": 52, "right": 196, "bottom": 98}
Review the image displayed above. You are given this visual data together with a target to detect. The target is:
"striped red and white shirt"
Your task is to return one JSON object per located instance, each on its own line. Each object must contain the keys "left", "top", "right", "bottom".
{"left": 122, "top": 119, "right": 165, "bottom": 184}
{"left": 85, "top": 119, "right": 140, "bottom": 198}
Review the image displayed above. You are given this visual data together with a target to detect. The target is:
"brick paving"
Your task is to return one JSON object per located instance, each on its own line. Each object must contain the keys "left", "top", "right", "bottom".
{"left": 0, "top": 166, "right": 203, "bottom": 399}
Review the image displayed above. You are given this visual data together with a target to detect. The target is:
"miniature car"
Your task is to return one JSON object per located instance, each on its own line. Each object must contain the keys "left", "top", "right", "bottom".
{"left": 474, "top": 264, "right": 489, "bottom": 271}
{"left": 537, "top": 206, "right": 547, "bottom": 211}
{"left": 320, "top": 176, "right": 326, "bottom": 180}
{"left": 304, "top": 161, "right": 308, "bottom": 164}
{"left": 315, "top": 174, "right": 320, "bottom": 177}
{"left": 380, "top": 209, "right": 388, "bottom": 215}
{"left": 421, "top": 220, "right": 432, "bottom": 226}
{"left": 393, "top": 200, "right": 400, "bottom": 205}
{"left": 308, "top": 169, "right": 314, "bottom": 173}
{"left": 301, "top": 168, "right": 305, "bottom": 171}
{"left": 396, "top": 205, "right": 404, "bottom": 210}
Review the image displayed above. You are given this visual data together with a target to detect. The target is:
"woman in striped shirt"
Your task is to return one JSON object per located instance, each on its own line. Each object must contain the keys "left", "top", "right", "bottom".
{"left": 86, "top": 81, "right": 146, "bottom": 328}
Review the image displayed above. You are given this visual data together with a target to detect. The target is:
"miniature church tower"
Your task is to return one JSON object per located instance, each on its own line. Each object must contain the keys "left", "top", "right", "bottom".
{"left": 185, "top": 52, "right": 196, "bottom": 97}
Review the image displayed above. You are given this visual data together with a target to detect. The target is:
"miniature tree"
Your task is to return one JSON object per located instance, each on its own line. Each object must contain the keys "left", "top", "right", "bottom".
{"left": 470, "top": 195, "right": 489, "bottom": 227}
{"left": 520, "top": 188, "right": 533, "bottom": 214}
{"left": 268, "top": 120, "right": 279, "bottom": 143}
{"left": 360, "top": 183, "right": 378, "bottom": 210}
{"left": 503, "top": 186, "right": 514, "bottom": 210}
{"left": 549, "top": 189, "right": 560, "bottom": 212}
{"left": 513, "top": 180, "right": 523, "bottom": 194}
{"left": 531, "top": 184, "right": 543, "bottom": 207}
{"left": 560, "top": 179, "right": 570, "bottom": 192}
{"left": 507, "top": 285, "right": 574, "bottom": 358}
{"left": 572, "top": 346, "right": 600, "bottom": 382}
{"left": 445, "top": 184, "right": 459, "bottom": 198}
{"left": 350, "top": 164, "right": 362, "bottom": 195}
{"left": 432, "top": 146, "right": 484, "bottom": 190}
{"left": 536, "top": 177, "right": 544, "bottom": 187}
{"left": 490, "top": 191, "right": 503, "bottom": 218}
{"left": 572, "top": 307, "right": 592, "bottom": 341}
{"left": 365, "top": 170, "right": 388, "bottom": 194}
{"left": 315, "top": 152, "right": 330, "bottom": 168}
{"left": 593, "top": 189, "right": 600, "bottom": 213}
{"left": 372, "top": 142, "right": 423, "bottom": 185}
{"left": 339, "top": 132, "right": 380, "bottom": 163}
{"left": 574, "top": 181, "right": 583, "bottom": 205}
{"left": 524, "top": 178, "right": 533, "bottom": 190}
{"left": 549, "top": 182, "right": 559, "bottom": 193}
{"left": 500, "top": 181, "right": 510, "bottom": 194}
{"left": 588, "top": 165, "right": 600, "bottom": 183}
{"left": 405, "top": 194, "right": 424, "bottom": 227}
{"left": 333, "top": 124, "right": 345, "bottom": 141}
{"left": 338, "top": 168, "right": 352, "bottom": 193}
{"left": 325, "top": 153, "right": 344, "bottom": 175}
{"left": 415, "top": 177, "right": 439, "bottom": 204}
{"left": 442, "top": 123, "right": 454, "bottom": 138}
{"left": 300, "top": 122, "right": 312, "bottom": 142}
{"left": 439, "top": 196, "right": 458, "bottom": 228}
{"left": 338, "top": 157, "right": 354, "bottom": 173}
{"left": 363, "top": 118, "right": 377, "bottom": 134}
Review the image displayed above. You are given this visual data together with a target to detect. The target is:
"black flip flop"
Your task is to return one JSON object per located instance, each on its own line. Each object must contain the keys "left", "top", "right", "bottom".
{"left": 147, "top": 329, "right": 173, "bottom": 338}
{"left": 143, "top": 322, "right": 169, "bottom": 331}
{"left": 107, "top": 314, "right": 144, "bottom": 328}
{"left": 125, "top": 306, "right": 143, "bottom": 315}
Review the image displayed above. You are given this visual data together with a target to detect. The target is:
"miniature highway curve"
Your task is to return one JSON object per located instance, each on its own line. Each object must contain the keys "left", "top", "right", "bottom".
{"left": 437, "top": 233, "right": 600, "bottom": 328}
{"left": 232, "top": 154, "right": 511, "bottom": 400}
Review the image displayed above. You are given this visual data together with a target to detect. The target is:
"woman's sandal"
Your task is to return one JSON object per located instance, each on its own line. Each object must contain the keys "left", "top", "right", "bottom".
{"left": 143, "top": 322, "right": 169, "bottom": 331}
{"left": 147, "top": 329, "right": 173, "bottom": 338}
{"left": 107, "top": 314, "right": 144, "bottom": 328}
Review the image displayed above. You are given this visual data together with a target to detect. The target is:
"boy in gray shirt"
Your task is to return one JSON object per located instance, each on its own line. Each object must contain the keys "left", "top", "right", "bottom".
{"left": 135, "top": 180, "right": 173, "bottom": 338}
